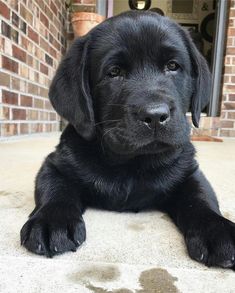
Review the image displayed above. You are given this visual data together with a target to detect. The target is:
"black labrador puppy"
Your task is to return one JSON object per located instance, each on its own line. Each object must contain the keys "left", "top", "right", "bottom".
{"left": 21, "top": 11, "right": 235, "bottom": 269}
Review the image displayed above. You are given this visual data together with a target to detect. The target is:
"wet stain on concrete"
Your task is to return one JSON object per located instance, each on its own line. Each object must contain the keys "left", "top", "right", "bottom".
{"left": 128, "top": 223, "right": 145, "bottom": 232}
{"left": 73, "top": 267, "right": 179, "bottom": 293}
{"left": 86, "top": 284, "right": 133, "bottom": 293}
{"left": 137, "top": 268, "right": 179, "bottom": 293}
{"left": 0, "top": 190, "right": 25, "bottom": 208}
{"left": 0, "top": 190, "right": 11, "bottom": 196}
{"left": 70, "top": 265, "right": 120, "bottom": 284}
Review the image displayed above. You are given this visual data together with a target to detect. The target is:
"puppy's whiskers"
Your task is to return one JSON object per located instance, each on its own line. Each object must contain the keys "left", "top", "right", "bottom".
{"left": 107, "top": 103, "right": 133, "bottom": 108}
{"left": 94, "top": 119, "right": 121, "bottom": 127}
{"left": 100, "top": 126, "right": 118, "bottom": 154}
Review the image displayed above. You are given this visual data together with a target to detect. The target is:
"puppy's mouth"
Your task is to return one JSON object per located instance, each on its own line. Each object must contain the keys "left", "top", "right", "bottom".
{"left": 100, "top": 123, "right": 182, "bottom": 155}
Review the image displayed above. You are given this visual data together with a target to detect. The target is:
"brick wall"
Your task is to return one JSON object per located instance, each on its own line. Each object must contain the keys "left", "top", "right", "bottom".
{"left": 192, "top": 0, "right": 235, "bottom": 138}
{"left": 0, "top": 0, "right": 67, "bottom": 137}
{"left": 219, "top": 0, "right": 235, "bottom": 137}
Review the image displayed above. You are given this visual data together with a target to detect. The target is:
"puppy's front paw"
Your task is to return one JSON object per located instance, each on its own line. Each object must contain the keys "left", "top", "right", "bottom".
{"left": 20, "top": 204, "right": 86, "bottom": 257}
{"left": 185, "top": 216, "right": 235, "bottom": 269}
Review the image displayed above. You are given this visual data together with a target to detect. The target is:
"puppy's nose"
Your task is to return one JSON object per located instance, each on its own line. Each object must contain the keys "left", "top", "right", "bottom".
{"left": 138, "top": 104, "right": 170, "bottom": 128}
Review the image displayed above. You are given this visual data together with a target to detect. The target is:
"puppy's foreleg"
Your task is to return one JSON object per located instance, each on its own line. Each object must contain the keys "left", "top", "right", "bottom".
{"left": 20, "top": 156, "right": 86, "bottom": 257}
{"left": 165, "top": 170, "right": 235, "bottom": 269}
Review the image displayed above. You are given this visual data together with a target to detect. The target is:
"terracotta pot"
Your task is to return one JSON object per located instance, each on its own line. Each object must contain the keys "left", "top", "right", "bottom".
{"left": 71, "top": 12, "right": 105, "bottom": 37}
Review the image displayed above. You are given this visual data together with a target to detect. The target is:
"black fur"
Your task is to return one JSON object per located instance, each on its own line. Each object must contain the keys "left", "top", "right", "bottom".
{"left": 21, "top": 11, "right": 235, "bottom": 269}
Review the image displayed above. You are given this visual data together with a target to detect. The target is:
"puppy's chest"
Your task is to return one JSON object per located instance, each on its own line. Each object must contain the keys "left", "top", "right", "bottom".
{"left": 87, "top": 171, "right": 171, "bottom": 211}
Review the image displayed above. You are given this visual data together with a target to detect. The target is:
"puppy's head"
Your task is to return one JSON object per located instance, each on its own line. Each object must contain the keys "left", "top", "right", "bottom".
{"left": 49, "top": 11, "right": 211, "bottom": 155}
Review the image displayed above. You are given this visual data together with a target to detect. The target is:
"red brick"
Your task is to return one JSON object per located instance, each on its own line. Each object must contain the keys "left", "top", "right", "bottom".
{"left": 49, "top": 46, "right": 57, "bottom": 58}
{"left": 224, "top": 102, "right": 235, "bottom": 110}
{"left": 224, "top": 67, "right": 231, "bottom": 74}
{"left": 0, "top": 72, "right": 10, "bottom": 87}
{"left": 2, "top": 55, "right": 19, "bottom": 73}
{"left": 50, "top": 1, "right": 57, "bottom": 15}
{"left": 220, "top": 120, "right": 234, "bottom": 128}
{"left": 45, "top": 123, "right": 52, "bottom": 132}
{"left": 229, "top": 19, "right": 234, "bottom": 27}
{"left": 49, "top": 24, "right": 57, "bottom": 38}
{"left": 228, "top": 28, "right": 235, "bottom": 36}
{"left": 220, "top": 129, "right": 235, "bottom": 137}
{"left": 226, "top": 37, "right": 233, "bottom": 47}
{"left": 226, "top": 84, "right": 235, "bottom": 91}
{"left": 39, "top": 111, "right": 48, "bottom": 120}
{"left": 2, "top": 107, "right": 10, "bottom": 120}
{"left": 34, "top": 72, "right": 39, "bottom": 82}
{"left": 20, "top": 3, "right": 33, "bottom": 25}
{"left": 2, "top": 90, "right": 18, "bottom": 105}
{"left": 0, "top": 1, "right": 10, "bottom": 19}
{"left": 39, "top": 87, "right": 48, "bottom": 98}
{"left": 225, "top": 57, "right": 231, "bottom": 64}
{"left": 12, "top": 45, "right": 27, "bottom": 62}
{"left": 226, "top": 47, "right": 235, "bottom": 55}
{"left": 34, "top": 98, "right": 44, "bottom": 109}
{"left": 35, "top": 0, "right": 45, "bottom": 12}
{"left": 227, "top": 112, "right": 235, "bottom": 119}
{"left": 40, "top": 63, "right": 48, "bottom": 75}
{"left": 223, "top": 76, "right": 230, "bottom": 83}
{"left": 12, "top": 109, "right": 26, "bottom": 120}
{"left": 231, "top": 77, "right": 235, "bottom": 84}
{"left": 20, "top": 36, "right": 29, "bottom": 50}
{"left": 20, "top": 95, "right": 33, "bottom": 107}
{"left": 11, "top": 76, "right": 20, "bottom": 90}
{"left": 28, "top": 27, "right": 39, "bottom": 44}
{"left": 49, "top": 113, "right": 56, "bottom": 120}
{"left": 40, "top": 37, "right": 49, "bottom": 52}
{"left": 40, "top": 11, "right": 49, "bottom": 27}
{"left": 230, "top": 9, "right": 235, "bottom": 18}
{"left": 27, "top": 54, "right": 33, "bottom": 67}
{"left": 20, "top": 123, "right": 29, "bottom": 134}
{"left": 0, "top": 35, "right": 5, "bottom": 51}
{"left": 31, "top": 123, "right": 43, "bottom": 133}
{"left": 229, "top": 94, "right": 235, "bottom": 101}
{"left": 52, "top": 38, "right": 60, "bottom": 51}
{"left": 9, "top": 0, "right": 18, "bottom": 12}
{"left": 45, "top": 100, "right": 53, "bottom": 110}
{"left": 28, "top": 110, "right": 38, "bottom": 120}
{"left": 3, "top": 124, "right": 18, "bottom": 136}
{"left": 28, "top": 83, "right": 38, "bottom": 95}
{"left": 54, "top": 0, "right": 62, "bottom": 9}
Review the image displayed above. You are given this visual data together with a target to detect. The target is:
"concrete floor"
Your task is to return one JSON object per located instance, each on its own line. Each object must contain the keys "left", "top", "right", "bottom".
{"left": 0, "top": 134, "right": 235, "bottom": 293}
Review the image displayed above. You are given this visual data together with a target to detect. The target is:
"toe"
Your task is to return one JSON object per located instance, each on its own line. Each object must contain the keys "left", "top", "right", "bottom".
{"left": 49, "top": 228, "right": 77, "bottom": 255}
{"left": 21, "top": 220, "right": 49, "bottom": 256}
{"left": 186, "top": 234, "right": 208, "bottom": 264}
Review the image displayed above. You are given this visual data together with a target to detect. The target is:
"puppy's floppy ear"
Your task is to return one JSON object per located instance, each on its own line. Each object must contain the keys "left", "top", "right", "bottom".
{"left": 182, "top": 29, "right": 212, "bottom": 127}
{"left": 49, "top": 36, "right": 95, "bottom": 140}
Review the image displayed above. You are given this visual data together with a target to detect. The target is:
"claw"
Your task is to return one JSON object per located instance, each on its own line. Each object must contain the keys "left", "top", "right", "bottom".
{"left": 21, "top": 238, "right": 26, "bottom": 246}
{"left": 54, "top": 246, "right": 58, "bottom": 252}
{"left": 38, "top": 244, "right": 42, "bottom": 252}
{"left": 200, "top": 254, "right": 204, "bottom": 261}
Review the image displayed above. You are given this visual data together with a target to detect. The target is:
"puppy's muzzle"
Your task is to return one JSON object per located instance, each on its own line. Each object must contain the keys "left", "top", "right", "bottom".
{"left": 136, "top": 103, "right": 170, "bottom": 128}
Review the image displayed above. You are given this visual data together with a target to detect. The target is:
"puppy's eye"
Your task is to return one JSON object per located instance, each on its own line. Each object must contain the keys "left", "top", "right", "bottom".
{"left": 108, "top": 66, "right": 121, "bottom": 78}
{"left": 166, "top": 61, "right": 180, "bottom": 71}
